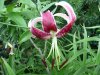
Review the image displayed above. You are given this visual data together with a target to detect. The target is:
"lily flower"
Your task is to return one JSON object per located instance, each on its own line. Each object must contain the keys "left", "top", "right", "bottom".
{"left": 28, "top": 1, "right": 76, "bottom": 40}
{"left": 28, "top": 1, "right": 76, "bottom": 70}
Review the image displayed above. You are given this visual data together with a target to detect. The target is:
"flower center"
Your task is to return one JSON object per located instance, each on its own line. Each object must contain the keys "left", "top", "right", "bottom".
{"left": 50, "top": 30, "right": 56, "bottom": 38}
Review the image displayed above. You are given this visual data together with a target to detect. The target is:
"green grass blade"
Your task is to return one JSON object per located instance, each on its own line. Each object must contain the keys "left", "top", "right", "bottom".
{"left": 0, "top": 0, "right": 4, "bottom": 10}
{"left": 96, "top": 41, "right": 100, "bottom": 64}
{"left": 0, "top": 58, "right": 16, "bottom": 75}
{"left": 74, "top": 66, "right": 86, "bottom": 75}
{"left": 8, "top": 12, "right": 27, "bottom": 30}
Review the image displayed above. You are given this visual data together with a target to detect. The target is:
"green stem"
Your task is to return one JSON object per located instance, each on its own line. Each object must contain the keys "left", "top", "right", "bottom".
{"left": 30, "top": 38, "right": 51, "bottom": 75}
{"left": 83, "top": 26, "right": 87, "bottom": 65}
{"left": 43, "top": 40, "right": 47, "bottom": 56}
{"left": 0, "top": 22, "right": 28, "bottom": 28}
{"left": 96, "top": 40, "right": 100, "bottom": 64}
{"left": 8, "top": 54, "right": 15, "bottom": 72}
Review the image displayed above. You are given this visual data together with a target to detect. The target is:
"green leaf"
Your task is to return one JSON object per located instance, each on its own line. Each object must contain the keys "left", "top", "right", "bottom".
{"left": 6, "top": 3, "right": 15, "bottom": 12}
{"left": 37, "top": 0, "right": 42, "bottom": 11}
{"left": 19, "top": 0, "right": 36, "bottom": 8}
{"left": 60, "top": 50, "right": 84, "bottom": 69}
{"left": 74, "top": 67, "right": 86, "bottom": 75}
{"left": 41, "top": 2, "right": 56, "bottom": 12}
{"left": 83, "top": 26, "right": 88, "bottom": 64}
{"left": 65, "top": 37, "right": 100, "bottom": 48}
{"left": 51, "top": 68, "right": 58, "bottom": 75}
{"left": 99, "top": 3, "right": 100, "bottom": 11}
{"left": 73, "top": 32, "right": 77, "bottom": 55}
{"left": 93, "top": 65, "right": 100, "bottom": 75}
{"left": 0, "top": 0, "right": 4, "bottom": 10}
{"left": 19, "top": 73, "right": 48, "bottom": 75}
{"left": 19, "top": 30, "right": 32, "bottom": 44}
{"left": 21, "top": 9, "right": 38, "bottom": 19}
{"left": 8, "top": 12, "right": 27, "bottom": 29}
{"left": 0, "top": 58, "right": 16, "bottom": 75}
{"left": 96, "top": 41, "right": 100, "bottom": 64}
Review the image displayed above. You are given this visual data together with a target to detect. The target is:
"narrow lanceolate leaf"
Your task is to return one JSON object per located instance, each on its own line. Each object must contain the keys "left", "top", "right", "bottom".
{"left": 42, "top": 10, "right": 57, "bottom": 33}
{"left": 21, "top": 9, "right": 38, "bottom": 19}
{"left": 93, "top": 65, "right": 100, "bottom": 75}
{"left": 96, "top": 41, "right": 100, "bottom": 64}
{"left": 19, "top": 30, "right": 32, "bottom": 44}
{"left": 0, "top": 58, "right": 15, "bottom": 75}
{"left": 41, "top": 2, "right": 56, "bottom": 12}
{"left": 8, "top": 12, "right": 27, "bottom": 29}
{"left": 19, "top": 0, "right": 36, "bottom": 8}
{"left": 0, "top": 0, "right": 4, "bottom": 10}
{"left": 74, "top": 67, "right": 86, "bottom": 75}
{"left": 37, "top": 0, "right": 42, "bottom": 11}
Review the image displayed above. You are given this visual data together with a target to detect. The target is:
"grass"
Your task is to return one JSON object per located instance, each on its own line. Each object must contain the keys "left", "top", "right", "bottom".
{"left": 0, "top": 0, "right": 100, "bottom": 75}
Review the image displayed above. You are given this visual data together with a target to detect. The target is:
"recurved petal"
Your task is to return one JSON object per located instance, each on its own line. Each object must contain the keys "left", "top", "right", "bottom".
{"left": 31, "top": 27, "right": 51, "bottom": 39}
{"left": 28, "top": 17, "right": 51, "bottom": 39}
{"left": 28, "top": 17, "right": 42, "bottom": 29}
{"left": 56, "top": 22, "right": 73, "bottom": 38}
{"left": 55, "top": 2, "right": 76, "bottom": 38}
{"left": 55, "top": 1, "right": 76, "bottom": 21}
{"left": 41, "top": 10, "right": 57, "bottom": 33}
{"left": 54, "top": 13, "right": 71, "bottom": 37}
{"left": 54, "top": 13, "right": 70, "bottom": 23}
{"left": 54, "top": 13, "right": 73, "bottom": 38}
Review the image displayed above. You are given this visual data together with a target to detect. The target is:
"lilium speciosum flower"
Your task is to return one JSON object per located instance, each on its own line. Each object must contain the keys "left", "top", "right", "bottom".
{"left": 28, "top": 1, "right": 76, "bottom": 70}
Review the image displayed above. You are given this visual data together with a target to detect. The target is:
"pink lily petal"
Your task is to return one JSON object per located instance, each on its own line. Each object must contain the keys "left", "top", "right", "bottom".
{"left": 54, "top": 13, "right": 70, "bottom": 23}
{"left": 54, "top": 13, "right": 72, "bottom": 38}
{"left": 28, "top": 17, "right": 51, "bottom": 39}
{"left": 28, "top": 17, "right": 42, "bottom": 29}
{"left": 42, "top": 10, "right": 57, "bottom": 33}
{"left": 56, "top": 22, "right": 73, "bottom": 38}
{"left": 55, "top": 1, "right": 76, "bottom": 38}
{"left": 31, "top": 27, "right": 51, "bottom": 39}
{"left": 55, "top": 1, "right": 76, "bottom": 21}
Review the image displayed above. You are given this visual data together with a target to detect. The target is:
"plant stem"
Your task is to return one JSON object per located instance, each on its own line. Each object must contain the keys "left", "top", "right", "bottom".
{"left": 43, "top": 40, "right": 47, "bottom": 56}
{"left": 9, "top": 54, "right": 15, "bottom": 72}
{"left": 30, "top": 38, "right": 51, "bottom": 75}
{"left": 0, "top": 22, "right": 28, "bottom": 28}
{"left": 83, "top": 26, "right": 87, "bottom": 65}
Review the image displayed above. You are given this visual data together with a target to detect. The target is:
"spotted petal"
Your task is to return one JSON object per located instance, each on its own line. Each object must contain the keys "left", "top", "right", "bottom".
{"left": 28, "top": 17, "right": 51, "bottom": 39}
{"left": 42, "top": 10, "right": 57, "bottom": 33}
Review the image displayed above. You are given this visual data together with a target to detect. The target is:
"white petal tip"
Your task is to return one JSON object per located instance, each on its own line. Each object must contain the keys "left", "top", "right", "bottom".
{"left": 28, "top": 20, "right": 32, "bottom": 28}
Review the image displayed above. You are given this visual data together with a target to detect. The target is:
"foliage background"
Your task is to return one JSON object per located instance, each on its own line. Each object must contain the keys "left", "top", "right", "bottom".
{"left": 0, "top": 0, "right": 100, "bottom": 75}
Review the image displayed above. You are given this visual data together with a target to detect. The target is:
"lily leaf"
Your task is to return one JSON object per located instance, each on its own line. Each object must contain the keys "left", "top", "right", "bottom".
{"left": 0, "top": 58, "right": 15, "bottom": 75}
{"left": 8, "top": 12, "right": 27, "bottom": 29}
{"left": 41, "top": 2, "right": 56, "bottom": 12}
{"left": 21, "top": 9, "right": 38, "bottom": 19}
{"left": 18, "top": 0, "right": 36, "bottom": 8}
{"left": 0, "top": 0, "right": 4, "bottom": 11}
{"left": 19, "top": 30, "right": 32, "bottom": 44}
